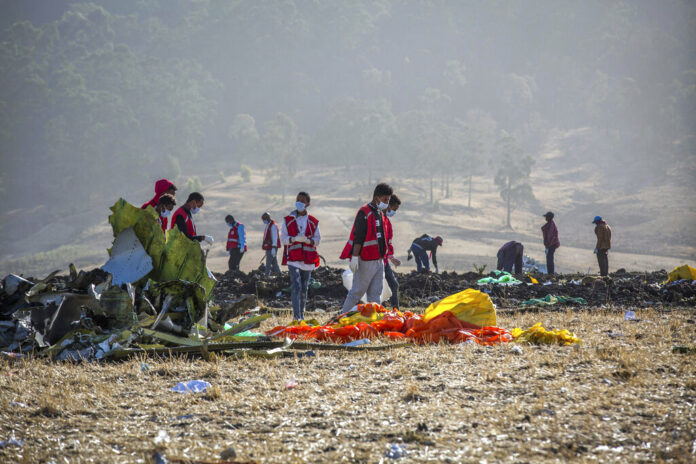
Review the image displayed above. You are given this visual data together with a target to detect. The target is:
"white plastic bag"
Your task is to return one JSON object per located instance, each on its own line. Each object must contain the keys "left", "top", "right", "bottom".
{"left": 342, "top": 269, "right": 392, "bottom": 304}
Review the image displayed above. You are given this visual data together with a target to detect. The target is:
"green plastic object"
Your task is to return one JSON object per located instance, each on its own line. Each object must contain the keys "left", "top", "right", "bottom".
{"left": 477, "top": 271, "right": 521, "bottom": 285}
{"left": 520, "top": 294, "right": 587, "bottom": 306}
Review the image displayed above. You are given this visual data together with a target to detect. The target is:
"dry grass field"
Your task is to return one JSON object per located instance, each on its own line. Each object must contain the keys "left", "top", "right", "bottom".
{"left": 1, "top": 307, "right": 694, "bottom": 463}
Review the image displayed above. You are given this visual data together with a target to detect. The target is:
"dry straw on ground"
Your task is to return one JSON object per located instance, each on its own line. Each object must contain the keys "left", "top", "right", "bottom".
{"left": 1, "top": 307, "right": 694, "bottom": 463}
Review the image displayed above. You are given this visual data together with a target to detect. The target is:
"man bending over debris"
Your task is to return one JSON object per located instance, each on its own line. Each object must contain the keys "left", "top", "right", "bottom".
{"left": 496, "top": 241, "right": 524, "bottom": 274}
{"left": 340, "top": 183, "right": 392, "bottom": 312}
{"left": 171, "top": 192, "right": 214, "bottom": 245}
{"left": 407, "top": 234, "right": 443, "bottom": 273}
{"left": 155, "top": 193, "right": 176, "bottom": 232}
{"left": 593, "top": 216, "right": 611, "bottom": 276}
{"left": 281, "top": 192, "right": 321, "bottom": 321}
{"left": 141, "top": 179, "right": 177, "bottom": 209}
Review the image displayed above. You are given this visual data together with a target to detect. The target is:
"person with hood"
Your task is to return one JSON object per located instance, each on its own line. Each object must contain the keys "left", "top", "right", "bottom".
{"left": 541, "top": 211, "right": 560, "bottom": 274}
{"left": 155, "top": 193, "right": 176, "bottom": 232}
{"left": 407, "top": 234, "right": 443, "bottom": 273}
{"left": 225, "top": 215, "right": 246, "bottom": 271}
{"left": 171, "top": 192, "right": 213, "bottom": 245}
{"left": 261, "top": 212, "right": 281, "bottom": 277}
{"left": 141, "top": 179, "right": 177, "bottom": 209}
{"left": 339, "top": 183, "right": 393, "bottom": 313}
{"left": 593, "top": 216, "right": 612, "bottom": 276}
{"left": 496, "top": 241, "right": 524, "bottom": 274}
{"left": 280, "top": 192, "right": 320, "bottom": 321}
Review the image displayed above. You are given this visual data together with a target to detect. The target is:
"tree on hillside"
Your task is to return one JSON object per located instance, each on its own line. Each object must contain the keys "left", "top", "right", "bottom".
{"left": 228, "top": 114, "right": 260, "bottom": 171}
{"left": 262, "top": 112, "right": 304, "bottom": 202}
{"left": 493, "top": 134, "right": 534, "bottom": 229}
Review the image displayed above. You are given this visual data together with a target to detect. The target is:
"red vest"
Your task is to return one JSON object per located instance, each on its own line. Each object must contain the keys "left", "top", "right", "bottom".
{"left": 282, "top": 214, "right": 320, "bottom": 267}
{"left": 171, "top": 207, "right": 196, "bottom": 236}
{"left": 227, "top": 222, "right": 247, "bottom": 252}
{"left": 339, "top": 204, "right": 383, "bottom": 261}
{"left": 262, "top": 220, "right": 281, "bottom": 250}
{"left": 157, "top": 214, "right": 168, "bottom": 233}
{"left": 383, "top": 214, "right": 394, "bottom": 264}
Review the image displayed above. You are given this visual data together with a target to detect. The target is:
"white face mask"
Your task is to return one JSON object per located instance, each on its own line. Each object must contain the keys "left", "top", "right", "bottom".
{"left": 377, "top": 201, "right": 388, "bottom": 210}
{"left": 191, "top": 207, "right": 200, "bottom": 215}
{"left": 386, "top": 210, "right": 396, "bottom": 217}
{"left": 226, "top": 222, "right": 233, "bottom": 228}
{"left": 295, "top": 201, "right": 306, "bottom": 212}
{"left": 263, "top": 220, "right": 270, "bottom": 225}
{"left": 161, "top": 209, "right": 172, "bottom": 218}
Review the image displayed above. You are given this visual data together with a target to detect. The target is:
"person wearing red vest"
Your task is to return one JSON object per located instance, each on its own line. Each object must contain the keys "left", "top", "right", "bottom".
{"left": 171, "top": 192, "right": 214, "bottom": 245}
{"left": 261, "top": 212, "right": 281, "bottom": 277}
{"left": 141, "top": 179, "right": 176, "bottom": 209}
{"left": 383, "top": 194, "right": 402, "bottom": 309}
{"left": 155, "top": 193, "right": 176, "bottom": 233}
{"left": 225, "top": 215, "right": 246, "bottom": 271}
{"left": 280, "top": 192, "right": 320, "bottom": 321}
{"left": 339, "top": 182, "right": 393, "bottom": 313}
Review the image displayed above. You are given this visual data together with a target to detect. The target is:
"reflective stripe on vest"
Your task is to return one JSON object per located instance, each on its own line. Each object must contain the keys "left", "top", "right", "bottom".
{"left": 339, "top": 204, "right": 383, "bottom": 261}
{"left": 283, "top": 214, "right": 319, "bottom": 266}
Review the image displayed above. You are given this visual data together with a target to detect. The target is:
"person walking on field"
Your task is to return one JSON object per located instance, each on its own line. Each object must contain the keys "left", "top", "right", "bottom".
{"left": 339, "top": 183, "right": 393, "bottom": 313}
{"left": 261, "top": 212, "right": 281, "bottom": 277}
{"left": 541, "top": 211, "right": 560, "bottom": 275}
{"left": 171, "top": 192, "right": 214, "bottom": 245}
{"left": 226, "top": 215, "right": 246, "bottom": 271}
{"left": 383, "top": 194, "right": 402, "bottom": 309}
{"left": 281, "top": 192, "right": 320, "bottom": 321}
{"left": 593, "top": 216, "right": 611, "bottom": 276}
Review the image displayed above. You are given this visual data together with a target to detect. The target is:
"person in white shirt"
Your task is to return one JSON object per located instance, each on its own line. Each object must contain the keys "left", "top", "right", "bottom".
{"left": 280, "top": 192, "right": 320, "bottom": 321}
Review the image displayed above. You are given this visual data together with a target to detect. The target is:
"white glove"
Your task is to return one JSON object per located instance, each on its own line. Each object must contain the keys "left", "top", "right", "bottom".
{"left": 545, "top": 248, "right": 549, "bottom": 255}
{"left": 349, "top": 256, "right": 359, "bottom": 273}
{"left": 271, "top": 248, "right": 277, "bottom": 257}
{"left": 203, "top": 235, "right": 214, "bottom": 245}
{"left": 389, "top": 257, "right": 401, "bottom": 267}
{"left": 295, "top": 235, "right": 308, "bottom": 244}
{"left": 227, "top": 250, "right": 231, "bottom": 255}
{"left": 593, "top": 248, "right": 598, "bottom": 254}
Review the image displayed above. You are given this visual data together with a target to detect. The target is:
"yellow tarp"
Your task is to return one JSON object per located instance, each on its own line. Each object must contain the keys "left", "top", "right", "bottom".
{"left": 667, "top": 265, "right": 696, "bottom": 283}
{"left": 107, "top": 199, "right": 215, "bottom": 297}
{"left": 423, "top": 288, "right": 497, "bottom": 328}
{"left": 511, "top": 323, "right": 581, "bottom": 345}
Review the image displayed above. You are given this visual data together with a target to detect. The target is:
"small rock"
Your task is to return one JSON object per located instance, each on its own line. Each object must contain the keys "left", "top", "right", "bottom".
{"left": 220, "top": 446, "right": 237, "bottom": 459}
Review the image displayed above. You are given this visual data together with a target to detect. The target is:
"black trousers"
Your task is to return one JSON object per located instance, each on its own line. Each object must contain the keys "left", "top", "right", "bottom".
{"left": 228, "top": 248, "right": 243, "bottom": 271}
{"left": 384, "top": 262, "right": 399, "bottom": 309}
{"left": 597, "top": 250, "right": 609, "bottom": 276}
{"left": 546, "top": 246, "right": 557, "bottom": 275}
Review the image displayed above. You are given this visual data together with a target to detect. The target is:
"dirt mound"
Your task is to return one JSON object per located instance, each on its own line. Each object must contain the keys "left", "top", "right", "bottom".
{"left": 212, "top": 266, "right": 694, "bottom": 311}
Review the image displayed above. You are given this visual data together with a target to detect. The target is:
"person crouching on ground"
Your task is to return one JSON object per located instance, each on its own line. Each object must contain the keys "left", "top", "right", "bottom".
{"left": 155, "top": 194, "right": 176, "bottom": 232}
{"left": 407, "top": 234, "right": 443, "bottom": 273}
{"left": 226, "top": 215, "right": 246, "bottom": 271}
{"left": 171, "top": 192, "right": 214, "bottom": 245}
{"left": 261, "top": 212, "right": 281, "bottom": 277}
{"left": 280, "top": 192, "right": 320, "bottom": 321}
{"left": 339, "top": 182, "right": 393, "bottom": 313}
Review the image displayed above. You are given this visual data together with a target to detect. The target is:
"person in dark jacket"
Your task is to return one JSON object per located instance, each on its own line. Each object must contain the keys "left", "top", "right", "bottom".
{"left": 497, "top": 241, "right": 524, "bottom": 274}
{"left": 407, "top": 234, "right": 443, "bottom": 273}
{"left": 541, "top": 211, "right": 560, "bottom": 274}
{"left": 593, "top": 216, "right": 611, "bottom": 276}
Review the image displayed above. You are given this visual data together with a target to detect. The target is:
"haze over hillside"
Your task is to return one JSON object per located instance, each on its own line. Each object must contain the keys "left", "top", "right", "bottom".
{"left": 1, "top": 0, "right": 694, "bottom": 275}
